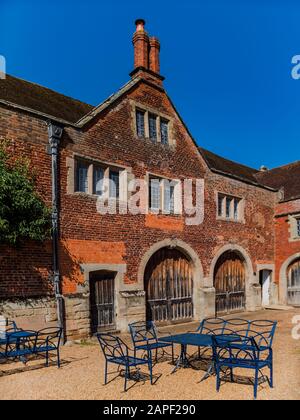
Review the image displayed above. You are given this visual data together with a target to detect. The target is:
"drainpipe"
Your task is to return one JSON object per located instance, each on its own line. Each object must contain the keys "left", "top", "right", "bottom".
{"left": 47, "top": 122, "right": 65, "bottom": 343}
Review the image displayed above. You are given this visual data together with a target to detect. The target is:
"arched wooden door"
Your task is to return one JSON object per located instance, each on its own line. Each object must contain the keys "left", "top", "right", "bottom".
{"left": 214, "top": 251, "right": 246, "bottom": 315}
{"left": 287, "top": 259, "right": 300, "bottom": 306}
{"left": 145, "top": 248, "right": 193, "bottom": 325}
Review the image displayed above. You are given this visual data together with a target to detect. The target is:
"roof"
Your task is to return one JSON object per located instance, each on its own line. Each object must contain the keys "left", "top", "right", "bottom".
{"left": 199, "top": 147, "right": 268, "bottom": 187}
{"left": 256, "top": 161, "right": 300, "bottom": 202}
{"left": 0, "top": 74, "right": 93, "bottom": 124}
{"left": 1, "top": 74, "right": 299, "bottom": 201}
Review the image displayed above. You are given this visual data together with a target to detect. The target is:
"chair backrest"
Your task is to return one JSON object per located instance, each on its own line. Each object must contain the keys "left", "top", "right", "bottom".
{"left": 212, "top": 334, "right": 258, "bottom": 363}
{"left": 247, "top": 320, "right": 277, "bottom": 348}
{"left": 97, "top": 333, "right": 128, "bottom": 361}
{"left": 129, "top": 321, "right": 157, "bottom": 347}
{"left": 0, "top": 319, "right": 17, "bottom": 333}
{"left": 197, "top": 318, "right": 227, "bottom": 335}
{"left": 36, "top": 327, "right": 62, "bottom": 349}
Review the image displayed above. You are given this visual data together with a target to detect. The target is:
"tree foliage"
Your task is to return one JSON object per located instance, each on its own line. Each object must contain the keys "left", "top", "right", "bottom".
{"left": 0, "top": 142, "right": 51, "bottom": 246}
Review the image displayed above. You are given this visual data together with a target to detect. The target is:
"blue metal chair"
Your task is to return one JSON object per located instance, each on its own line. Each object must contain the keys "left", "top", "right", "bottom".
{"left": 129, "top": 321, "right": 174, "bottom": 363}
{"left": 34, "top": 327, "right": 62, "bottom": 367}
{"left": 0, "top": 320, "right": 18, "bottom": 344}
{"left": 97, "top": 333, "right": 153, "bottom": 392}
{"left": 212, "top": 334, "right": 274, "bottom": 399}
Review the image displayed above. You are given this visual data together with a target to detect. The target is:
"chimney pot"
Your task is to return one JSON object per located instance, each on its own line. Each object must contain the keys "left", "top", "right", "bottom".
{"left": 260, "top": 165, "right": 269, "bottom": 172}
{"left": 132, "top": 19, "right": 149, "bottom": 69}
{"left": 135, "top": 19, "right": 146, "bottom": 32}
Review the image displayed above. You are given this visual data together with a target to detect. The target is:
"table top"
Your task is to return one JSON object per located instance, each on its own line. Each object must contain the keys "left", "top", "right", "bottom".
{"left": 158, "top": 333, "right": 241, "bottom": 347}
{"left": 5, "top": 330, "right": 37, "bottom": 338}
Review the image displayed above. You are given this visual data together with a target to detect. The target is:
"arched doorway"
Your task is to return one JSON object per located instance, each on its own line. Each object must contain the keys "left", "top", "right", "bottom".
{"left": 214, "top": 251, "right": 246, "bottom": 315}
{"left": 287, "top": 259, "right": 300, "bottom": 306}
{"left": 144, "top": 247, "right": 193, "bottom": 325}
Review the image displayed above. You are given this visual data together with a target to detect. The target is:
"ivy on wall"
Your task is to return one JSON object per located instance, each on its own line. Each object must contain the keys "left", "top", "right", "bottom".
{"left": 0, "top": 141, "right": 51, "bottom": 246}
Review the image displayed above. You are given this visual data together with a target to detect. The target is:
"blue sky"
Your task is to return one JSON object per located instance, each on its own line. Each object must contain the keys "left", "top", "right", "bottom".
{"left": 1, "top": 0, "right": 299, "bottom": 169}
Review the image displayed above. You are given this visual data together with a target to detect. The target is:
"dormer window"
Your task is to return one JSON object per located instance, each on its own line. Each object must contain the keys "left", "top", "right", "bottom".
{"left": 133, "top": 102, "right": 174, "bottom": 146}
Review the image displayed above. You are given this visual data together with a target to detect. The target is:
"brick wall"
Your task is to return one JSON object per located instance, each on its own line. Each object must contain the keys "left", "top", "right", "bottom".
{"left": 0, "top": 78, "right": 277, "bottom": 337}
{"left": 274, "top": 199, "right": 300, "bottom": 290}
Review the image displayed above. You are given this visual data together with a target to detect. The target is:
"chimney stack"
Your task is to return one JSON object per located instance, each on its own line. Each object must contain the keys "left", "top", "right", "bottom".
{"left": 149, "top": 37, "right": 160, "bottom": 74}
{"left": 132, "top": 19, "right": 149, "bottom": 69}
{"left": 132, "top": 19, "right": 162, "bottom": 79}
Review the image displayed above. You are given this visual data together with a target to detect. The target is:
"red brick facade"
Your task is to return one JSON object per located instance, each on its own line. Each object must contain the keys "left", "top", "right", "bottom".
{"left": 0, "top": 21, "right": 299, "bottom": 339}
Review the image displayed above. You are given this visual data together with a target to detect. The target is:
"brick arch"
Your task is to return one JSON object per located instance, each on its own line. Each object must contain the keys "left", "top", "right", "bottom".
{"left": 137, "top": 239, "right": 204, "bottom": 320}
{"left": 279, "top": 252, "right": 300, "bottom": 305}
{"left": 209, "top": 244, "right": 257, "bottom": 312}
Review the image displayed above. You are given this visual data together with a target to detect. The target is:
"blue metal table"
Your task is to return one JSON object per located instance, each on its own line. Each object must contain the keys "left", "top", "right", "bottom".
{"left": 158, "top": 333, "right": 240, "bottom": 380}
{"left": 3, "top": 330, "right": 37, "bottom": 363}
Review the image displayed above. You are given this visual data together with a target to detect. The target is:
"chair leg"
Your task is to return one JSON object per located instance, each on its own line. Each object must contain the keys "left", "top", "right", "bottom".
{"left": 216, "top": 367, "right": 221, "bottom": 392}
{"left": 198, "top": 347, "right": 201, "bottom": 360}
{"left": 270, "top": 363, "right": 274, "bottom": 389}
{"left": 149, "top": 359, "right": 153, "bottom": 385}
{"left": 46, "top": 350, "right": 49, "bottom": 367}
{"left": 57, "top": 348, "right": 60, "bottom": 368}
{"left": 124, "top": 365, "right": 129, "bottom": 392}
{"left": 230, "top": 367, "right": 234, "bottom": 383}
{"left": 104, "top": 361, "right": 108, "bottom": 385}
{"left": 254, "top": 369, "right": 259, "bottom": 400}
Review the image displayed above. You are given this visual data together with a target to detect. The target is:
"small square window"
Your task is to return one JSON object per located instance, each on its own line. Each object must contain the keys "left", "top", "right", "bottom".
{"left": 160, "top": 119, "right": 169, "bottom": 144}
{"left": 149, "top": 114, "right": 157, "bottom": 141}
{"left": 76, "top": 161, "right": 89, "bottom": 193}
{"left": 217, "top": 193, "right": 242, "bottom": 221}
{"left": 109, "top": 171, "right": 120, "bottom": 199}
{"left": 136, "top": 110, "right": 145, "bottom": 138}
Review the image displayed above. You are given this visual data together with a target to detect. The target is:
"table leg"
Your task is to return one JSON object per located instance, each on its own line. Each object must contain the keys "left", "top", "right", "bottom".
{"left": 199, "top": 361, "right": 215, "bottom": 382}
{"left": 171, "top": 344, "right": 192, "bottom": 374}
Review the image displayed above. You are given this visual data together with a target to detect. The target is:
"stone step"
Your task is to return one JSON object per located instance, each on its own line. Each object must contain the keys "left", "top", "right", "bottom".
{"left": 264, "top": 305, "right": 293, "bottom": 311}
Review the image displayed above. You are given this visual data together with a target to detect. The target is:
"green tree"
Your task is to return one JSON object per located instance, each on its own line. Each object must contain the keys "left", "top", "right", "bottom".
{"left": 0, "top": 142, "right": 51, "bottom": 246}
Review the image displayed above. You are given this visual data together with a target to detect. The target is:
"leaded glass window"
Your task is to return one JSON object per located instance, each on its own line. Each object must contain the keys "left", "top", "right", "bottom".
{"left": 136, "top": 110, "right": 145, "bottom": 138}
{"left": 160, "top": 119, "right": 169, "bottom": 144}
{"left": 93, "top": 167, "right": 104, "bottom": 196}
{"left": 109, "top": 171, "right": 120, "bottom": 199}
{"left": 76, "top": 161, "right": 88, "bottom": 193}
{"left": 149, "top": 113, "right": 157, "bottom": 141}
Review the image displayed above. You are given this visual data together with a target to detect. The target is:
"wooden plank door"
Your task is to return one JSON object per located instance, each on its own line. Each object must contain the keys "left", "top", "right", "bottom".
{"left": 214, "top": 251, "right": 246, "bottom": 315}
{"left": 145, "top": 248, "right": 193, "bottom": 325}
{"left": 287, "top": 260, "right": 300, "bottom": 306}
{"left": 90, "top": 272, "right": 115, "bottom": 333}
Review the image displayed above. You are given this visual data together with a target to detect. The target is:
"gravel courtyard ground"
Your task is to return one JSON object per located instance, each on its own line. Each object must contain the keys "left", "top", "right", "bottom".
{"left": 1, "top": 308, "right": 300, "bottom": 400}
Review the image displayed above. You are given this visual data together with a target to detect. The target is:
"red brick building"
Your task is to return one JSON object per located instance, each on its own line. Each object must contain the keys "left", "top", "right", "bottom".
{"left": 0, "top": 20, "right": 299, "bottom": 340}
